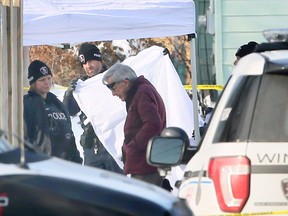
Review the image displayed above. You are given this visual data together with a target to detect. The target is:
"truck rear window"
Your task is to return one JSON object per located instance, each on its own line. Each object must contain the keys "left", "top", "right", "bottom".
{"left": 250, "top": 73, "right": 288, "bottom": 141}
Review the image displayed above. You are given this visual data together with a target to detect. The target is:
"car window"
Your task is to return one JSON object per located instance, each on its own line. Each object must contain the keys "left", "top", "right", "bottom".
{"left": 213, "top": 76, "right": 260, "bottom": 143}
{"left": 250, "top": 73, "right": 288, "bottom": 141}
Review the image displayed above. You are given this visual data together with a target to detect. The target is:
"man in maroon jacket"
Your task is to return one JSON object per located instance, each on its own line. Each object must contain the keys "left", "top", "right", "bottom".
{"left": 102, "top": 63, "right": 166, "bottom": 186}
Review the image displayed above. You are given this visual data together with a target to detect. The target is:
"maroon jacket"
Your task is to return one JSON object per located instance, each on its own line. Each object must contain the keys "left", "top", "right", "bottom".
{"left": 122, "top": 76, "right": 166, "bottom": 175}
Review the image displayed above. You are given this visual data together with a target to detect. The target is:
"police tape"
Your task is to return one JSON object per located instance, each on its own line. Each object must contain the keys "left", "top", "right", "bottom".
{"left": 23, "top": 85, "right": 68, "bottom": 91}
{"left": 24, "top": 85, "right": 223, "bottom": 91}
{"left": 208, "top": 210, "right": 288, "bottom": 216}
{"left": 184, "top": 85, "right": 224, "bottom": 91}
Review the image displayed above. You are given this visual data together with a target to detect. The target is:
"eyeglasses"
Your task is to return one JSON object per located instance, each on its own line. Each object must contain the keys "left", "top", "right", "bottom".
{"left": 106, "top": 81, "right": 119, "bottom": 91}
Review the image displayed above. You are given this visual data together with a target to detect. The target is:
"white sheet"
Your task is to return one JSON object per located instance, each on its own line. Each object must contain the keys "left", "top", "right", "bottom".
{"left": 73, "top": 46, "right": 195, "bottom": 166}
{"left": 72, "top": 45, "right": 200, "bottom": 195}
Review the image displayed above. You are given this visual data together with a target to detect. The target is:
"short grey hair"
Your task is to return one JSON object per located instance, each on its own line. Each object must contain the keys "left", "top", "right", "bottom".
{"left": 102, "top": 63, "right": 137, "bottom": 85}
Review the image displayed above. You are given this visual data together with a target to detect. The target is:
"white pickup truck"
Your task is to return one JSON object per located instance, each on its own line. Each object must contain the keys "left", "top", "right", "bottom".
{"left": 147, "top": 29, "right": 288, "bottom": 216}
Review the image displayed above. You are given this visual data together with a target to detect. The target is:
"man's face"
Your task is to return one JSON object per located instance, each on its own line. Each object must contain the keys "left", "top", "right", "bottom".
{"left": 106, "top": 77, "right": 129, "bottom": 101}
{"left": 82, "top": 59, "right": 102, "bottom": 77}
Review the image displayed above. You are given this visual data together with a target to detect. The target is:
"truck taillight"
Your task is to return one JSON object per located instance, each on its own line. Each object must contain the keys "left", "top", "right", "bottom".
{"left": 208, "top": 156, "right": 250, "bottom": 213}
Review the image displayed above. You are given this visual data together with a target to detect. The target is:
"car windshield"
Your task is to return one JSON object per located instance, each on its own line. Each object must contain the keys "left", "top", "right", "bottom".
{"left": 213, "top": 72, "right": 288, "bottom": 143}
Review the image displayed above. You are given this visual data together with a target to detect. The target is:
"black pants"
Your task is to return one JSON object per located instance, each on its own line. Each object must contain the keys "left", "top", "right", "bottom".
{"left": 80, "top": 123, "right": 123, "bottom": 174}
{"left": 83, "top": 142, "right": 123, "bottom": 174}
{"left": 131, "top": 172, "right": 164, "bottom": 187}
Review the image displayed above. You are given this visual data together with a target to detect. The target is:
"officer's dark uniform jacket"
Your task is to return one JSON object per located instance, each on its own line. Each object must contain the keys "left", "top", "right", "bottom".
{"left": 63, "top": 75, "right": 123, "bottom": 174}
{"left": 24, "top": 90, "right": 82, "bottom": 163}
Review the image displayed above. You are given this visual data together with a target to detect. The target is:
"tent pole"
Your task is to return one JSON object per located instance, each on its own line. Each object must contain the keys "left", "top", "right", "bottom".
{"left": 189, "top": 34, "right": 200, "bottom": 145}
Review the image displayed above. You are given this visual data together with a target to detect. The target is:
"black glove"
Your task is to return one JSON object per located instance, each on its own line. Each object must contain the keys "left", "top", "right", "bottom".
{"left": 65, "top": 79, "right": 78, "bottom": 96}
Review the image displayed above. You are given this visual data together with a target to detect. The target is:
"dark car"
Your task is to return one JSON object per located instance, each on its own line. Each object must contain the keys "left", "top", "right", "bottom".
{"left": 0, "top": 130, "right": 193, "bottom": 216}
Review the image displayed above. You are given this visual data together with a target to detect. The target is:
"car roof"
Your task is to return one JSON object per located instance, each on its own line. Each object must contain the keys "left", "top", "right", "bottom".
{"left": 1, "top": 156, "right": 178, "bottom": 210}
{"left": 232, "top": 49, "right": 288, "bottom": 77}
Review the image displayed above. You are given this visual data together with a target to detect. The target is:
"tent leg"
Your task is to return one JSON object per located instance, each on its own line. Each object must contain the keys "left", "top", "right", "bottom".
{"left": 190, "top": 36, "right": 200, "bottom": 145}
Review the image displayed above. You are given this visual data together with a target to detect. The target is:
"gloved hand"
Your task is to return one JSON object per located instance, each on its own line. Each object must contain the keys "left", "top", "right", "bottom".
{"left": 65, "top": 79, "right": 78, "bottom": 96}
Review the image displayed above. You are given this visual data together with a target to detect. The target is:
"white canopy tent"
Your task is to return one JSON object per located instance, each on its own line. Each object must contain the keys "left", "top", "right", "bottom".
{"left": 23, "top": 0, "right": 201, "bottom": 142}
{"left": 23, "top": 0, "right": 195, "bottom": 46}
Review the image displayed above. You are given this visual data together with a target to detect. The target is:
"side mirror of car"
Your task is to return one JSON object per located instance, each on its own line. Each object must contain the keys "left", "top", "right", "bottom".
{"left": 146, "top": 136, "right": 186, "bottom": 167}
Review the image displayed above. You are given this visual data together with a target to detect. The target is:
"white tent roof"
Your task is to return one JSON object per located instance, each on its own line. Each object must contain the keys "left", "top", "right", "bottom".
{"left": 23, "top": 0, "right": 196, "bottom": 46}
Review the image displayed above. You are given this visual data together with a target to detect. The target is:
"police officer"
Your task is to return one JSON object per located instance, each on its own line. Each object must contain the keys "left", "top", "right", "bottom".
{"left": 63, "top": 43, "right": 123, "bottom": 173}
{"left": 24, "top": 60, "right": 82, "bottom": 164}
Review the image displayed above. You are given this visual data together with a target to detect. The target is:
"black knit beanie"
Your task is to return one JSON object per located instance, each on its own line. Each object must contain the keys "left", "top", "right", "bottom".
{"left": 28, "top": 60, "right": 52, "bottom": 85}
{"left": 78, "top": 43, "right": 102, "bottom": 65}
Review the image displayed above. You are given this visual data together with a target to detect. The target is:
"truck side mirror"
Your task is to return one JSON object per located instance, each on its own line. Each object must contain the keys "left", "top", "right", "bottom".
{"left": 146, "top": 136, "right": 185, "bottom": 166}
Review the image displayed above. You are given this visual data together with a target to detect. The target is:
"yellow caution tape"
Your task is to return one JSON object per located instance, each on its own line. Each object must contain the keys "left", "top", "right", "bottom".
{"left": 24, "top": 85, "right": 222, "bottom": 91}
{"left": 184, "top": 84, "right": 224, "bottom": 91}
{"left": 23, "top": 85, "right": 68, "bottom": 91}
{"left": 206, "top": 210, "right": 288, "bottom": 216}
